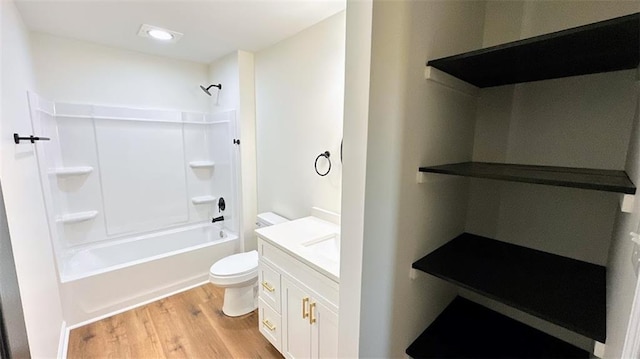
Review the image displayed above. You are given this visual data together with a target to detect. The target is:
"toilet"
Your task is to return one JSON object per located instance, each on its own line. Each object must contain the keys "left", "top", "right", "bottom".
{"left": 209, "top": 212, "right": 288, "bottom": 317}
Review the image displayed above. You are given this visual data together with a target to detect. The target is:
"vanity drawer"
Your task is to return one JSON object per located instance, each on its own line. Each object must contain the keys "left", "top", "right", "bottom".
{"left": 258, "top": 298, "right": 282, "bottom": 351}
{"left": 259, "top": 260, "right": 281, "bottom": 312}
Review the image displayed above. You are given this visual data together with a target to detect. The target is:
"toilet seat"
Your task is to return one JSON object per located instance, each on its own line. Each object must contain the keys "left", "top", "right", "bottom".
{"left": 209, "top": 250, "right": 258, "bottom": 286}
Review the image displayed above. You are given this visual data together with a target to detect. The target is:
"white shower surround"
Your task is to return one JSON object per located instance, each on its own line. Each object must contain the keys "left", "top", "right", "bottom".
{"left": 28, "top": 93, "right": 242, "bottom": 325}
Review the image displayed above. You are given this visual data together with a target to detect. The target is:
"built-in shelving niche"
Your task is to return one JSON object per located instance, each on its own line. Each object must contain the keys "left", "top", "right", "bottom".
{"left": 409, "top": 12, "right": 640, "bottom": 359}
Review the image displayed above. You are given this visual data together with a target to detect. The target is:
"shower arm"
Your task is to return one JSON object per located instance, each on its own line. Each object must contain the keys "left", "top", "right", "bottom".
{"left": 200, "top": 83, "right": 223, "bottom": 96}
{"left": 205, "top": 84, "right": 222, "bottom": 91}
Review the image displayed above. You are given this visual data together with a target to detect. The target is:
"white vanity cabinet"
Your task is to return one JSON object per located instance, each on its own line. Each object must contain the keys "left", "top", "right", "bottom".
{"left": 257, "top": 237, "right": 339, "bottom": 359}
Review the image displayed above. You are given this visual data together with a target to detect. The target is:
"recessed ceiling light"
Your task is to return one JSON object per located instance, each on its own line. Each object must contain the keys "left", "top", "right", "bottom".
{"left": 138, "top": 24, "right": 183, "bottom": 43}
{"left": 147, "top": 29, "right": 173, "bottom": 40}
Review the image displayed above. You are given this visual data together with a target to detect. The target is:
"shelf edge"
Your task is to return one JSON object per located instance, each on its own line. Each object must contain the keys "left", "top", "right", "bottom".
{"left": 419, "top": 163, "right": 636, "bottom": 194}
{"left": 189, "top": 161, "right": 216, "bottom": 169}
{"left": 191, "top": 196, "right": 217, "bottom": 204}
{"left": 56, "top": 210, "right": 98, "bottom": 224}
{"left": 424, "top": 66, "right": 478, "bottom": 97}
{"left": 50, "top": 166, "right": 94, "bottom": 176}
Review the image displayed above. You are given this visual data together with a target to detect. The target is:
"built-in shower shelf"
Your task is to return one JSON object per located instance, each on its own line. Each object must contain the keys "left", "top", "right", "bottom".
{"left": 56, "top": 210, "right": 98, "bottom": 224}
{"left": 191, "top": 196, "right": 217, "bottom": 205}
{"left": 50, "top": 166, "right": 94, "bottom": 177}
{"left": 189, "top": 161, "right": 215, "bottom": 169}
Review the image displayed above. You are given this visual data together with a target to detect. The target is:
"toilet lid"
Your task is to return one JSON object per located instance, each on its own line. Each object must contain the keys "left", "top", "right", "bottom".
{"left": 210, "top": 250, "right": 258, "bottom": 277}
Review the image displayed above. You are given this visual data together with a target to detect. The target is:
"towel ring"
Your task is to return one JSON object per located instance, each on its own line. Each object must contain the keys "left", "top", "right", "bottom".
{"left": 315, "top": 151, "right": 331, "bottom": 176}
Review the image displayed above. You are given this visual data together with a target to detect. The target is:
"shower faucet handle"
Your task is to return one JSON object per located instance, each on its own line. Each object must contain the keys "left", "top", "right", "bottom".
{"left": 212, "top": 216, "right": 224, "bottom": 223}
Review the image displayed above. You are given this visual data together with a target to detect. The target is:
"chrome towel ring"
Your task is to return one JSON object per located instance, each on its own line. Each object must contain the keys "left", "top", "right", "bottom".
{"left": 315, "top": 151, "right": 331, "bottom": 176}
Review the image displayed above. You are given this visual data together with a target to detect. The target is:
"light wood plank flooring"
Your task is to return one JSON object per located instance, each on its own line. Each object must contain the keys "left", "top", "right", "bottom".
{"left": 67, "top": 283, "right": 282, "bottom": 359}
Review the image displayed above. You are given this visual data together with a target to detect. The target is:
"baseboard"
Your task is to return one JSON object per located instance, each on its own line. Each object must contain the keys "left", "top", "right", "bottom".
{"left": 622, "top": 277, "right": 640, "bottom": 358}
{"left": 66, "top": 280, "right": 209, "bottom": 330}
{"left": 57, "top": 321, "right": 68, "bottom": 359}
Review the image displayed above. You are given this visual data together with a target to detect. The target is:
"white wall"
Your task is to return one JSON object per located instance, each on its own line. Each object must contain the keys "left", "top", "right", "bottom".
{"left": 609, "top": 96, "right": 640, "bottom": 359}
{"left": 0, "top": 182, "right": 30, "bottom": 359}
{"left": 208, "top": 52, "right": 240, "bottom": 114}
{"left": 0, "top": 1, "right": 65, "bottom": 357}
{"left": 208, "top": 50, "right": 258, "bottom": 251}
{"left": 356, "top": 1, "right": 485, "bottom": 356}
{"left": 30, "top": 32, "right": 209, "bottom": 112}
{"left": 255, "top": 11, "right": 345, "bottom": 220}
{"left": 337, "top": 0, "right": 372, "bottom": 356}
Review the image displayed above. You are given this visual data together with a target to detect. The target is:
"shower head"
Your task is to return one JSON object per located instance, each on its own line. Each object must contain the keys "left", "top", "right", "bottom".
{"left": 200, "top": 84, "right": 222, "bottom": 96}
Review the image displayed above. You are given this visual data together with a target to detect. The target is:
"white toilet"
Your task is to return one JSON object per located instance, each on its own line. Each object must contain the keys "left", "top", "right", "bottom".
{"left": 209, "top": 212, "right": 288, "bottom": 317}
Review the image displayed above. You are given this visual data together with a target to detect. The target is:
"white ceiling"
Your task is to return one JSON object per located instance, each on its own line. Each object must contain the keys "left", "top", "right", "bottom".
{"left": 15, "top": 0, "right": 346, "bottom": 64}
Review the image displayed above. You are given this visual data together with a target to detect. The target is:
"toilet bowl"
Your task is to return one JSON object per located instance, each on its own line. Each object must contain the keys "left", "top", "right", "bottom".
{"left": 209, "top": 212, "right": 288, "bottom": 317}
{"left": 209, "top": 250, "right": 259, "bottom": 316}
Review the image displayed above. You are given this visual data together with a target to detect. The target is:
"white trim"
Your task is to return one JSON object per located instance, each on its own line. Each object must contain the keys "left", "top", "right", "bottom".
{"left": 593, "top": 341, "right": 605, "bottom": 358}
{"left": 54, "top": 113, "right": 223, "bottom": 125}
{"left": 66, "top": 280, "right": 210, "bottom": 330}
{"left": 424, "top": 66, "right": 479, "bottom": 97}
{"left": 622, "top": 274, "right": 640, "bottom": 358}
{"left": 57, "top": 321, "right": 68, "bottom": 359}
{"left": 621, "top": 194, "right": 635, "bottom": 213}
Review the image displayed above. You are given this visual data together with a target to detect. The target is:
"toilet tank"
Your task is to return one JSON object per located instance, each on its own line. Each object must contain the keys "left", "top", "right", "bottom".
{"left": 256, "top": 212, "right": 289, "bottom": 228}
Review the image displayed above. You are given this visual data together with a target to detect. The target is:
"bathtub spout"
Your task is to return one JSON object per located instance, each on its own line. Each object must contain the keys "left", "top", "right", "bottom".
{"left": 211, "top": 216, "right": 224, "bottom": 223}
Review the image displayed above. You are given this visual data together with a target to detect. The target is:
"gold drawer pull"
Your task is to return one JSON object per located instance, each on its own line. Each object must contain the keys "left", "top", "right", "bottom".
{"left": 302, "top": 297, "right": 309, "bottom": 318}
{"left": 309, "top": 302, "right": 317, "bottom": 324}
{"left": 262, "top": 319, "right": 276, "bottom": 331}
{"left": 261, "top": 281, "right": 275, "bottom": 292}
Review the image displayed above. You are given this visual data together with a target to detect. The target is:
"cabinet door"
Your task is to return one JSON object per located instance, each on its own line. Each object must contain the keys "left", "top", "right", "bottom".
{"left": 311, "top": 301, "right": 338, "bottom": 359}
{"left": 282, "top": 278, "right": 312, "bottom": 359}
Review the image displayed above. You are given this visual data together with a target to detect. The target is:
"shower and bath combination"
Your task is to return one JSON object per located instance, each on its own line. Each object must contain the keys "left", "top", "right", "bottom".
{"left": 28, "top": 91, "right": 241, "bottom": 324}
{"left": 200, "top": 83, "right": 222, "bottom": 96}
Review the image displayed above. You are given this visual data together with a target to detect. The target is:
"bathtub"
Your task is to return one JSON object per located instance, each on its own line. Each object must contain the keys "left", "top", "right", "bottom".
{"left": 60, "top": 223, "right": 238, "bottom": 326}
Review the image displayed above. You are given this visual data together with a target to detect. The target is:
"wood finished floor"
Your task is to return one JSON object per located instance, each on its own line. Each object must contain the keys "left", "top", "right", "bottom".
{"left": 67, "top": 283, "right": 283, "bottom": 359}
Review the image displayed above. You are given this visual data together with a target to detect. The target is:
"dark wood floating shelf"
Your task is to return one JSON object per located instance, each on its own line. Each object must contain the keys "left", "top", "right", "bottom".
{"left": 427, "top": 13, "right": 640, "bottom": 87}
{"left": 413, "top": 233, "right": 606, "bottom": 342}
{"left": 419, "top": 162, "right": 636, "bottom": 194}
{"left": 406, "top": 297, "right": 589, "bottom": 358}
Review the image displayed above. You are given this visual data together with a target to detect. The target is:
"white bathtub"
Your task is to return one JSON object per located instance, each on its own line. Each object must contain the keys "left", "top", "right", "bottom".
{"left": 60, "top": 223, "right": 238, "bottom": 326}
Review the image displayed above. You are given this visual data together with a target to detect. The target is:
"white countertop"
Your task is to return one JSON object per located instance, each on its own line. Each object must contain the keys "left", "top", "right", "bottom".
{"left": 255, "top": 216, "right": 340, "bottom": 282}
